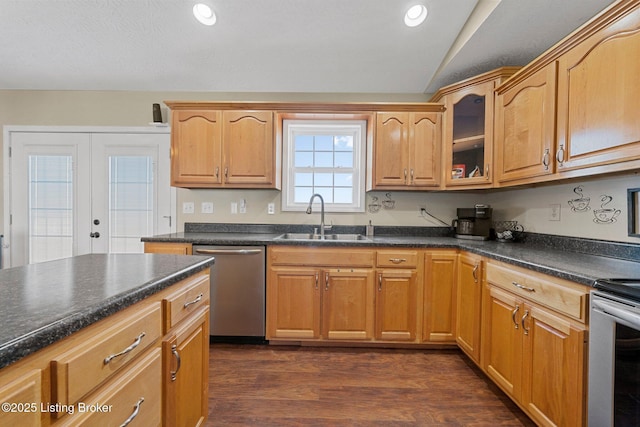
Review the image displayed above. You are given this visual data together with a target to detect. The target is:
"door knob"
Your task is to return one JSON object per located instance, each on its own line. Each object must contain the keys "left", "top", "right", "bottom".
{"left": 90, "top": 232, "right": 101, "bottom": 238}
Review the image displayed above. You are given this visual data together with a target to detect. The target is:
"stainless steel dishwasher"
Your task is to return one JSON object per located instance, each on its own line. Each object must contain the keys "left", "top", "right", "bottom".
{"left": 193, "top": 245, "right": 266, "bottom": 343}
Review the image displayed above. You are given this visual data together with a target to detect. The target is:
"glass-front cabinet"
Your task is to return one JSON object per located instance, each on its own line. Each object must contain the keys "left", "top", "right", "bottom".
{"left": 431, "top": 67, "right": 520, "bottom": 189}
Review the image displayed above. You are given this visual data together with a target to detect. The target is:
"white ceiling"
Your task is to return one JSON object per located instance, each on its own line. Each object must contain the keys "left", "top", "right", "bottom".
{"left": 0, "top": 0, "right": 615, "bottom": 95}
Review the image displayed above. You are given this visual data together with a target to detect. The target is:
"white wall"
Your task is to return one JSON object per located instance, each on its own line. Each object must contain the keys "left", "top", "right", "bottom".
{"left": 2, "top": 90, "right": 638, "bottom": 244}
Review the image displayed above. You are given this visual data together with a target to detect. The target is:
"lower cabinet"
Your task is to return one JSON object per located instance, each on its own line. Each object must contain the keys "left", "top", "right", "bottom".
{"left": 0, "top": 370, "right": 41, "bottom": 427}
{"left": 455, "top": 252, "right": 483, "bottom": 364}
{"left": 422, "top": 250, "right": 457, "bottom": 343}
{"left": 482, "top": 262, "right": 588, "bottom": 427}
{"left": 267, "top": 265, "right": 375, "bottom": 341}
{"left": 163, "top": 306, "right": 210, "bottom": 427}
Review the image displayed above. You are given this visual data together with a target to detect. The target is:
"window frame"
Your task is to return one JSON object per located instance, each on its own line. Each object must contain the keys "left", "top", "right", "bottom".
{"left": 281, "top": 118, "right": 367, "bottom": 213}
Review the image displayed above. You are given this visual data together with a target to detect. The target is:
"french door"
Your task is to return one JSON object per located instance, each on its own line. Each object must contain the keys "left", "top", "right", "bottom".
{"left": 6, "top": 128, "right": 175, "bottom": 267}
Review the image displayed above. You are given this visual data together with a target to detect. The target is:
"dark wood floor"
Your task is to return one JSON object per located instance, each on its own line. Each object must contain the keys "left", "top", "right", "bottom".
{"left": 207, "top": 344, "right": 536, "bottom": 426}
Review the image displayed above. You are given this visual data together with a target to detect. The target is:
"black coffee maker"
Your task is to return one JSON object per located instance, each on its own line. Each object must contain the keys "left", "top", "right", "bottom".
{"left": 452, "top": 204, "right": 493, "bottom": 240}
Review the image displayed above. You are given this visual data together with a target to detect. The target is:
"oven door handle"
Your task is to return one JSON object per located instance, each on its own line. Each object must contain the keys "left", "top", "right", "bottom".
{"left": 593, "top": 299, "right": 640, "bottom": 329}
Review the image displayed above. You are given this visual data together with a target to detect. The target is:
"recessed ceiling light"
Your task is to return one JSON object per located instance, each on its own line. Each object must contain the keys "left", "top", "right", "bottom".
{"left": 404, "top": 4, "right": 428, "bottom": 27}
{"left": 193, "top": 3, "right": 217, "bottom": 26}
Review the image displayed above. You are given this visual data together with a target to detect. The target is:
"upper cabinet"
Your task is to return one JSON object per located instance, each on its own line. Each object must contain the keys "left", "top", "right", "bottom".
{"left": 373, "top": 111, "right": 441, "bottom": 190}
{"left": 167, "top": 102, "right": 279, "bottom": 189}
{"left": 431, "top": 68, "right": 520, "bottom": 190}
{"left": 495, "top": 63, "right": 558, "bottom": 185}
{"left": 493, "top": 0, "right": 640, "bottom": 187}
{"left": 555, "top": 1, "right": 640, "bottom": 177}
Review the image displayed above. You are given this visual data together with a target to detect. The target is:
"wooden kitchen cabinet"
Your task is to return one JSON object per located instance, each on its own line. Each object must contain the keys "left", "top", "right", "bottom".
{"left": 482, "top": 261, "right": 588, "bottom": 427}
{"left": 163, "top": 306, "right": 209, "bottom": 427}
{"left": 267, "top": 247, "right": 375, "bottom": 341}
{"left": 0, "top": 370, "right": 41, "bottom": 427}
{"left": 455, "top": 252, "right": 483, "bottom": 365}
{"left": 555, "top": 2, "right": 640, "bottom": 177}
{"left": 431, "top": 68, "right": 520, "bottom": 190}
{"left": 167, "top": 102, "right": 278, "bottom": 189}
{"left": 373, "top": 112, "right": 441, "bottom": 189}
{"left": 375, "top": 250, "right": 420, "bottom": 342}
{"left": 144, "top": 242, "right": 193, "bottom": 255}
{"left": 422, "top": 250, "right": 458, "bottom": 343}
{"left": 494, "top": 62, "right": 557, "bottom": 186}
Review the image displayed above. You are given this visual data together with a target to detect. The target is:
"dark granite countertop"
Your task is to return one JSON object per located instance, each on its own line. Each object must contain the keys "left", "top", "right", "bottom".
{"left": 0, "top": 253, "right": 215, "bottom": 370}
{"left": 142, "top": 223, "right": 640, "bottom": 287}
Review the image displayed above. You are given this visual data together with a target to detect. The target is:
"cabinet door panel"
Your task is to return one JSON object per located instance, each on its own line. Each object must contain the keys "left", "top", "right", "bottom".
{"left": 495, "top": 63, "right": 557, "bottom": 184}
{"left": 557, "top": 8, "right": 640, "bottom": 172}
{"left": 456, "top": 254, "right": 482, "bottom": 364}
{"left": 482, "top": 286, "right": 522, "bottom": 399}
{"left": 410, "top": 112, "right": 440, "bottom": 187}
{"left": 423, "top": 251, "right": 457, "bottom": 342}
{"left": 323, "top": 269, "right": 375, "bottom": 340}
{"left": 374, "top": 113, "right": 409, "bottom": 186}
{"left": 267, "top": 268, "right": 321, "bottom": 339}
{"left": 0, "top": 370, "right": 41, "bottom": 427}
{"left": 522, "top": 305, "right": 586, "bottom": 427}
{"left": 376, "top": 269, "right": 417, "bottom": 341}
{"left": 223, "top": 111, "right": 274, "bottom": 185}
{"left": 171, "top": 110, "right": 222, "bottom": 186}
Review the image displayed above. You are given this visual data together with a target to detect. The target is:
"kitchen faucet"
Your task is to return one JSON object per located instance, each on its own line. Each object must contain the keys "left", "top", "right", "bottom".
{"left": 306, "top": 193, "right": 331, "bottom": 238}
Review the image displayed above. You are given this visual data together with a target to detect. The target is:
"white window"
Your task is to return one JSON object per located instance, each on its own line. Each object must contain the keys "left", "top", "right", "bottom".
{"left": 282, "top": 120, "right": 366, "bottom": 212}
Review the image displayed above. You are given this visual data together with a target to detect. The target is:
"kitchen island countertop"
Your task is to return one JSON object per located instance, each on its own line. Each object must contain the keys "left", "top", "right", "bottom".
{"left": 0, "top": 253, "right": 215, "bottom": 369}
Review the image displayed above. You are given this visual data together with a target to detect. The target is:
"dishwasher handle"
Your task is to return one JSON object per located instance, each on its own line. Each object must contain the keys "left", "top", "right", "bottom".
{"left": 194, "top": 248, "right": 263, "bottom": 256}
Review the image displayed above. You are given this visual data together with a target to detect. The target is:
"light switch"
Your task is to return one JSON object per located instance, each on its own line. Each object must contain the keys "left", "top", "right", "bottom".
{"left": 231, "top": 202, "right": 238, "bottom": 214}
{"left": 549, "top": 204, "right": 561, "bottom": 221}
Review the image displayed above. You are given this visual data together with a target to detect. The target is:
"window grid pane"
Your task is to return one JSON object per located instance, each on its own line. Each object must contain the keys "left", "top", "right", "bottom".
{"left": 28, "top": 155, "right": 73, "bottom": 264}
{"left": 109, "top": 156, "right": 154, "bottom": 253}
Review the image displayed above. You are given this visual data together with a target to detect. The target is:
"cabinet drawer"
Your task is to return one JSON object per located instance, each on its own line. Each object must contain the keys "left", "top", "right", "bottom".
{"left": 269, "top": 247, "right": 374, "bottom": 267}
{"left": 163, "top": 272, "right": 210, "bottom": 330}
{"left": 52, "top": 303, "right": 162, "bottom": 406}
{"left": 485, "top": 262, "right": 589, "bottom": 322}
{"left": 58, "top": 348, "right": 162, "bottom": 427}
{"left": 376, "top": 250, "right": 418, "bottom": 268}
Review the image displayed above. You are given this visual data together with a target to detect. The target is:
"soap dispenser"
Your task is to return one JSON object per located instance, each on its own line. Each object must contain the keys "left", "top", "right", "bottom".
{"left": 366, "top": 220, "right": 374, "bottom": 237}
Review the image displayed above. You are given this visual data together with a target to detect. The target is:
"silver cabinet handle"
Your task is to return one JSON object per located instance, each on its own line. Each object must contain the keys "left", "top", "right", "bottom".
{"left": 215, "top": 166, "right": 219, "bottom": 178}
{"left": 472, "top": 264, "right": 479, "bottom": 283}
{"left": 183, "top": 293, "right": 203, "bottom": 309}
{"left": 315, "top": 272, "right": 319, "bottom": 290}
{"left": 389, "top": 258, "right": 407, "bottom": 264}
{"left": 410, "top": 169, "right": 415, "bottom": 184}
{"left": 119, "top": 397, "right": 144, "bottom": 427}
{"left": 170, "top": 344, "right": 181, "bottom": 381}
{"left": 522, "top": 310, "right": 530, "bottom": 336}
{"left": 224, "top": 167, "right": 229, "bottom": 178}
{"left": 485, "top": 164, "right": 490, "bottom": 180}
{"left": 556, "top": 144, "right": 565, "bottom": 166}
{"left": 325, "top": 272, "right": 329, "bottom": 291}
{"left": 511, "top": 306, "right": 520, "bottom": 329}
{"left": 512, "top": 281, "right": 536, "bottom": 292}
{"left": 104, "top": 332, "right": 145, "bottom": 364}
{"left": 404, "top": 168, "right": 408, "bottom": 183}
{"left": 378, "top": 273, "right": 383, "bottom": 291}
{"left": 542, "top": 148, "right": 550, "bottom": 170}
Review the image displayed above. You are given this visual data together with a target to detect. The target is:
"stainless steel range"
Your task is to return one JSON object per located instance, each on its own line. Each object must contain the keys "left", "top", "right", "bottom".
{"left": 589, "top": 279, "right": 640, "bottom": 426}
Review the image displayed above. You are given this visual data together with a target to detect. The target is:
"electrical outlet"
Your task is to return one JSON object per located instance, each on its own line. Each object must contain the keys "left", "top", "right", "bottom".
{"left": 201, "top": 202, "right": 214, "bottom": 214}
{"left": 268, "top": 203, "right": 275, "bottom": 215}
{"left": 239, "top": 199, "right": 247, "bottom": 214}
{"left": 182, "top": 202, "right": 195, "bottom": 214}
{"left": 549, "top": 204, "right": 561, "bottom": 221}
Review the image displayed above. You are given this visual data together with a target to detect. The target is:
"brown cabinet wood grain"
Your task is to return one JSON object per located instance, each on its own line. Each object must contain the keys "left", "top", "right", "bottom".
{"left": 455, "top": 252, "right": 483, "bottom": 364}
{"left": 422, "top": 250, "right": 457, "bottom": 343}
{"left": 373, "top": 112, "right": 441, "bottom": 189}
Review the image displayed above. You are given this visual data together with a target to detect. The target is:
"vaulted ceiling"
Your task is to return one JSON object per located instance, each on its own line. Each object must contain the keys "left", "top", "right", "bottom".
{"left": 0, "top": 0, "right": 614, "bottom": 95}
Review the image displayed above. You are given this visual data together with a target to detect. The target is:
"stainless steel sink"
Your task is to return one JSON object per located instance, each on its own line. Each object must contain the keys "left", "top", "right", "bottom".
{"left": 275, "top": 233, "right": 370, "bottom": 241}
